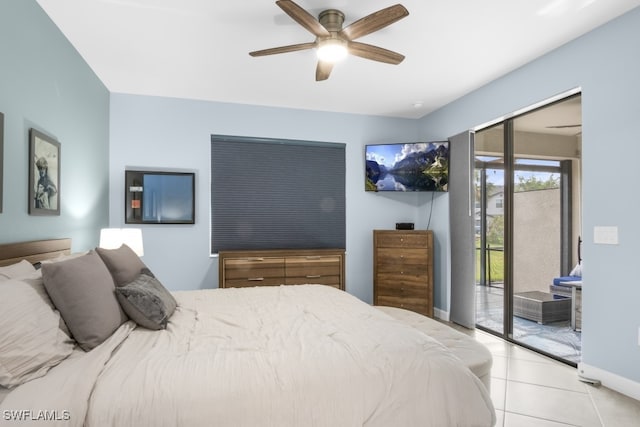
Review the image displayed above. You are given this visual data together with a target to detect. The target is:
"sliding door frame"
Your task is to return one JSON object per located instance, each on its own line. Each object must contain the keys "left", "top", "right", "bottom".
{"left": 474, "top": 91, "right": 581, "bottom": 365}
{"left": 503, "top": 119, "right": 515, "bottom": 340}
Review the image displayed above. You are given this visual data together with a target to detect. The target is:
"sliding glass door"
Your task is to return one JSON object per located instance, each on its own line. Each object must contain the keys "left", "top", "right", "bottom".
{"left": 475, "top": 124, "right": 505, "bottom": 335}
{"left": 474, "top": 94, "right": 582, "bottom": 365}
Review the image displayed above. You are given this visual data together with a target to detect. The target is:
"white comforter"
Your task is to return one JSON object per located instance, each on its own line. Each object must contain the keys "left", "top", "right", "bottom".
{"left": 1, "top": 285, "right": 494, "bottom": 426}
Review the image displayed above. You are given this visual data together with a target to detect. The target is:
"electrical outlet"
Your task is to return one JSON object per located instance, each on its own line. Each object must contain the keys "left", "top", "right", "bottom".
{"left": 594, "top": 226, "right": 619, "bottom": 245}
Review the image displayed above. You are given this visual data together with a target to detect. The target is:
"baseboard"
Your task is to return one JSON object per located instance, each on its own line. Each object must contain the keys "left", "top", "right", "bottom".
{"left": 578, "top": 362, "right": 640, "bottom": 401}
{"left": 434, "top": 307, "right": 450, "bottom": 322}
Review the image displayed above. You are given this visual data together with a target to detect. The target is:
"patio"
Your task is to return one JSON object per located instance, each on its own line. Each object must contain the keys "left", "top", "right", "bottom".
{"left": 476, "top": 284, "right": 581, "bottom": 365}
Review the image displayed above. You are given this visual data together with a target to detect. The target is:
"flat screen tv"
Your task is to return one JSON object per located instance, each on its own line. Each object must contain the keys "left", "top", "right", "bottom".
{"left": 125, "top": 170, "right": 195, "bottom": 224}
{"left": 365, "top": 142, "right": 449, "bottom": 192}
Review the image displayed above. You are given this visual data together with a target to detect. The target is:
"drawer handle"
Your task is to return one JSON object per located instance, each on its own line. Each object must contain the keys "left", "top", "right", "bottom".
{"left": 305, "top": 256, "right": 321, "bottom": 260}
{"left": 248, "top": 277, "right": 264, "bottom": 281}
{"left": 246, "top": 257, "right": 265, "bottom": 261}
{"left": 306, "top": 275, "right": 321, "bottom": 278}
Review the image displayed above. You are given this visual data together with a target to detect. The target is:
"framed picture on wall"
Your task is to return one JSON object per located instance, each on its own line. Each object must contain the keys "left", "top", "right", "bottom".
{"left": 29, "top": 128, "right": 60, "bottom": 216}
{"left": 0, "top": 112, "right": 4, "bottom": 213}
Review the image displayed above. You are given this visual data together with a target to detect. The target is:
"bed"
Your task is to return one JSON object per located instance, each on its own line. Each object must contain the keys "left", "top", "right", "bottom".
{"left": 0, "top": 239, "right": 495, "bottom": 426}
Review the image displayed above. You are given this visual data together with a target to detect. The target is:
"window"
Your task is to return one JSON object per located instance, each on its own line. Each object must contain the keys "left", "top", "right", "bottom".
{"left": 210, "top": 135, "right": 346, "bottom": 254}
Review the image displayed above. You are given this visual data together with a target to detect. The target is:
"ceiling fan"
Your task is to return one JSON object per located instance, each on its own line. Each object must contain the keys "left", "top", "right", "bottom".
{"left": 249, "top": 1, "right": 409, "bottom": 81}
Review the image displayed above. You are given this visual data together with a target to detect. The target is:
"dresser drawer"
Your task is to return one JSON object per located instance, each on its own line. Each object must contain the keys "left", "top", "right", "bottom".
{"left": 223, "top": 257, "right": 285, "bottom": 288}
{"left": 376, "top": 248, "right": 429, "bottom": 265}
{"left": 376, "top": 281, "right": 429, "bottom": 298}
{"left": 375, "top": 296, "right": 431, "bottom": 317}
{"left": 376, "top": 262, "right": 429, "bottom": 277}
{"left": 223, "top": 257, "right": 285, "bottom": 280}
{"left": 285, "top": 275, "right": 341, "bottom": 287}
{"left": 286, "top": 255, "right": 341, "bottom": 276}
{"left": 375, "top": 232, "right": 431, "bottom": 248}
{"left": 376, "top": 271, "right": 429, "bottom": 288}
{"left": 285, "top": 255, "right": 341, "bottom": 287}
{"left": 224, "top": 277, "right": 286, "bottom": 287}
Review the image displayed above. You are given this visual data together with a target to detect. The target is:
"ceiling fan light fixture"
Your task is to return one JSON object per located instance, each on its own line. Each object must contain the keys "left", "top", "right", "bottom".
{"left": 316, "top": 39, "right": 348, "bottom": 63}
{"left": 249, "top": 1, "right": 409, "bottom": 79}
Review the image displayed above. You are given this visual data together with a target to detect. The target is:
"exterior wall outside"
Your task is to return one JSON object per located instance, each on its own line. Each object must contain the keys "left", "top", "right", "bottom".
{"left": 487, "top": 192, "right": 504, "bottom": 216}
{"left": 513, "top": 189, "right": 560, "bottom": 294}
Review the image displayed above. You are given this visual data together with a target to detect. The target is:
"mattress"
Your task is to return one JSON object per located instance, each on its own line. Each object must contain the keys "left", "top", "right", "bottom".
{"left": 0, "top": 387, "right": 9, "bottom": 405}
{"left": 1, "top": 285, "right": 495, "bottom": 426}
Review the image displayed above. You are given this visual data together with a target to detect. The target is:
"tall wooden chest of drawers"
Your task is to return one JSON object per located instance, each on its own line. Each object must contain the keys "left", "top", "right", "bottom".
{"left": 219, "top": 249, "right": 345, "bottom": 290}
{"left": 373, "top": 230, "right": 433, "bottom": 317}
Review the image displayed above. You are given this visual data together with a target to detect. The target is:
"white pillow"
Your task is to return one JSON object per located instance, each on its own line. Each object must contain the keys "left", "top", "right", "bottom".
{"left": 0, "top": 271, "right": 75, "bottom": 388}
{"left": 570, "top": 262, "right": 582, "bottom": 277}
{"left": 39, "top": 251, "right": 89, "bottom": 264}
{"left": 0, "top": 260, "right": 36, "bottom": 281}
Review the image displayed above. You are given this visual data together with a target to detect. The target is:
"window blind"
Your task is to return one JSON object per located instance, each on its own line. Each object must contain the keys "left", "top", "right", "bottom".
{"left": 211, "top": 135, "right": 345, "bottom": 253}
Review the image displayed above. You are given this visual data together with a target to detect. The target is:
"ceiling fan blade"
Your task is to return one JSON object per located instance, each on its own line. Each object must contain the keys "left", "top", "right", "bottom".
{"left": 348, "top": 41, "right": 405, "bottom": 64}
{"left": 340, "top": 4, "right": 409, "bottom": 41}
{"left": 276, "top": 0, "right": 330, "bottom": 38}
{"left": 249, "top": 42, "right": 315, "bottom": 57}
{"left": 315, "top": 61, "right": 333, "bottom": 81}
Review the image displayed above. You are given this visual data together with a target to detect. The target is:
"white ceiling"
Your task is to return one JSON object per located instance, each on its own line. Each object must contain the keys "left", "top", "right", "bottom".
{"left": 36, "top": 0, "right": 639, "bottom": 119}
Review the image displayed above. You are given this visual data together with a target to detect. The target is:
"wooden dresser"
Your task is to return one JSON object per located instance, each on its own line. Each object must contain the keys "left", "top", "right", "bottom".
{"left": 373, "top": 230, "right": 433, "bottom": 317}
{"left": 218, "top": 249, "right": 345, "bottom": 290}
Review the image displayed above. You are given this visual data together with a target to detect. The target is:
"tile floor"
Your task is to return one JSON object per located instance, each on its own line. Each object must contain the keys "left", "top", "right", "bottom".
{"left": 460, "top": 327, "right": 640, "bottom": 426}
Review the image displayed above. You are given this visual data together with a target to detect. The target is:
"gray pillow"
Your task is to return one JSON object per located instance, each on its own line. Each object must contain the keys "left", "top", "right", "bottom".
{"left": 42, "top": 251, "right": 128, "bottom": 351}
{"left": 115, "top": 272, "right": 177, "bottom": 330}
{"left": 96, "top": 244, "right": 146, "bottom": 286}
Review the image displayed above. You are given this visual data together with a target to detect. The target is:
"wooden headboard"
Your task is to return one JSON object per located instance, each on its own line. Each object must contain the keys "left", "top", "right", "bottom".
{"left": 0, "top": 238, "right": 71, "bottom": 267}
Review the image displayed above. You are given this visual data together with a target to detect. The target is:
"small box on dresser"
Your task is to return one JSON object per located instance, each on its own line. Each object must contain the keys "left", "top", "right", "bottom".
{"left": 373, "top": 230, "right": 433, "bottom": 317}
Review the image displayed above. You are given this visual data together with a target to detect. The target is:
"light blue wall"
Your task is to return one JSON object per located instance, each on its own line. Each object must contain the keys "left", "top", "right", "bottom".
{"left": 418, "top": 7, "right": 640, "bottom": 384}
{"left": 0, "top": 0, "right": 110, "bottom": 250}
{"left": 109, "top": 94, "right": 428, "bottom": 303}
